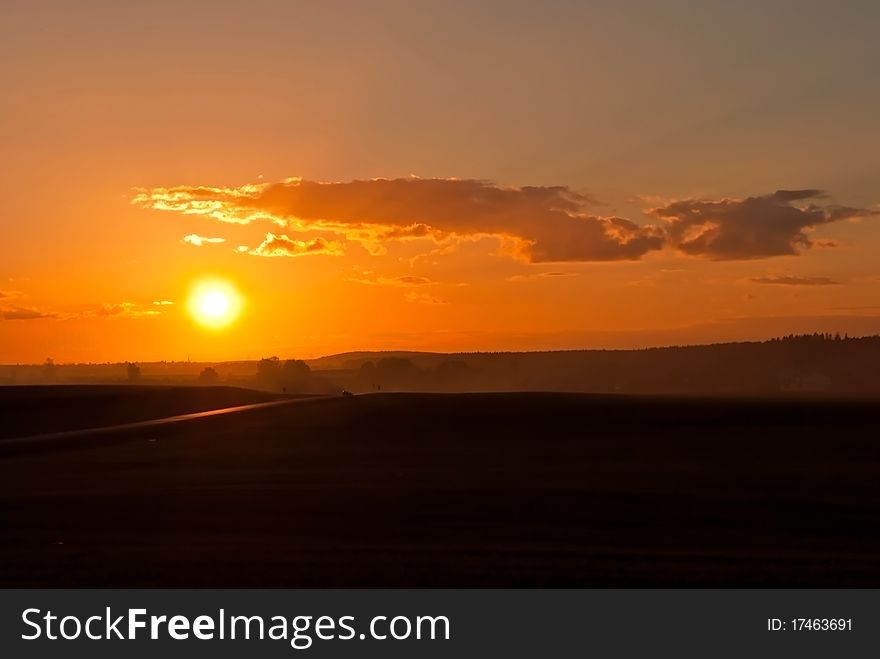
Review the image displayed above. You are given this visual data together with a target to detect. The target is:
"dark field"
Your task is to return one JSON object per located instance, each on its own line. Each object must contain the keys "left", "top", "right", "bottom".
{"left": 1, "top": 389, "right": 879, "bottom": 587}
{"left": 0, "top": 385, "right": 289, "bottom": 440}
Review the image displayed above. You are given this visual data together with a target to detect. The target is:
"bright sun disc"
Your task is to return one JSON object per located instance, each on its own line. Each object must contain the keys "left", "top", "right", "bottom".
{"left": 188, "top": 279, "right": 243, "bottom": 329}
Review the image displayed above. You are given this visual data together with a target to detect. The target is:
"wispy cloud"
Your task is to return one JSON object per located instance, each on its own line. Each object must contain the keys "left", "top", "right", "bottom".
{"left": 183, "top": 233, "right": 226, "bottom": 246}
{"left": 507, "top": 271, "right": 578, "bottom": 282}
{"left": 247, "top": 233, "right": 344, "bottom": 258}
{"left": 749, "top": 275, "right": 840, "bottom": 286}
{"left": 349, "top": 271, "right": 435, "bottom": 287}
{"left": 831, "top": 305, "right": 880, "bottom": 312}
{"left": 0, "top": 306, "right": 55, "bottom": 321}
{"left": 93, "top": 302, "right": 163, "bottom": 318}
{"left": 404, "top": 291, "right": 448, "bottom": 305}
{"left": 2, "top": 298, "right": 172, "bottom": 322}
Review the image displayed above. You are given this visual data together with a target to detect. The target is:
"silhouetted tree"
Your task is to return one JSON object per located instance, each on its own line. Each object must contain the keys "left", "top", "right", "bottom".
{"left": 282, "top": 359, "right": 311, "bottom": 380}
{"left": 198, "top": 366, "right": 219, "bottom": 384}
{"left": 255, "top": 357, "right": 317, "bottom": 392}
{"left": 42, "top": 358, "right": 56, "bottom": 381}
{"left": 126, "top": 362, "right": 141, "bottom": 382}
{"left": 279, "top": 359, "right": 313, "bottom": 393}
{"left": 256, "top": 356, "right": 282, "bottom": 389}
{"left": 357, "top": 361, "right": 377, "bottom": 390}
{"left": 375, "top": 357, "right": 417, "bottom": 389}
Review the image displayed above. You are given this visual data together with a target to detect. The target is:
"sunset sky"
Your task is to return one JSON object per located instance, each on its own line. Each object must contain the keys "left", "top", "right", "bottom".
{"left": 2, "top": 0, "right": 879, "bottom": 363}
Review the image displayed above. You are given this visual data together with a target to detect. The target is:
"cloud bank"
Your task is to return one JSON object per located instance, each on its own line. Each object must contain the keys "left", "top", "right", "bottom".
{"left": 134, "top": 179, "right": 873, "bottom": 262}
{"left": 135, "top": 178, "right": 664, "bottom": 262}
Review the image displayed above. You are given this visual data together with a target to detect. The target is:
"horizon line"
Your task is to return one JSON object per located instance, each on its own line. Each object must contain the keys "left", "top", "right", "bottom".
{"left": 1, "top": 332, "right": 874, "bottom": 368}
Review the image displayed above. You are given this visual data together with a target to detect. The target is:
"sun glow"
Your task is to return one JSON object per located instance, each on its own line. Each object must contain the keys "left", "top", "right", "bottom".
{"left": 188, "top": 279, "right": 243, "bottom": 329}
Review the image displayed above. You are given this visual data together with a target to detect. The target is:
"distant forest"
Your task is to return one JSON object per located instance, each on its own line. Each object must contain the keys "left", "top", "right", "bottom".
{"left": 2, "top": 334, "right": 880, "bottom": 397}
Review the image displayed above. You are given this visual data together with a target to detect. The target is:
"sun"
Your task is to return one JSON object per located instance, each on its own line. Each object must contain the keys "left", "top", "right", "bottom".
{"left": 188, "top": 279, "right": 243, "bottom": 329}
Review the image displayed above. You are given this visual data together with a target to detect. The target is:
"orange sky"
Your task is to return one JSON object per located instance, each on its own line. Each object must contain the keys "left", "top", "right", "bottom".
{"left": 2, "top": 1, "right": 879, "bottom": 363}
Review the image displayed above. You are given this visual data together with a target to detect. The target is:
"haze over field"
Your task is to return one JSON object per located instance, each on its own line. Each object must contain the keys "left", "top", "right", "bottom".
{"left": 4, "top": 335, "right": 880, "bottom": 398}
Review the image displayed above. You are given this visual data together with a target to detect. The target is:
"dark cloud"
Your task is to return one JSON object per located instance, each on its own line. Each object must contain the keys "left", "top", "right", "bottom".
{"left": 750, "top": 275, "right": 840, "bottom": 286}
{"left": 1, "top": 306, "right": 54, "bottom": 320}
{"left": 136, "top": 180, "right": 874, "bottom": 262}
{"left": 136, "top": 178, "right": 664, "bottom": 263}
{"left": 650, "top": 189, "right": 872, "bottom": 260}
